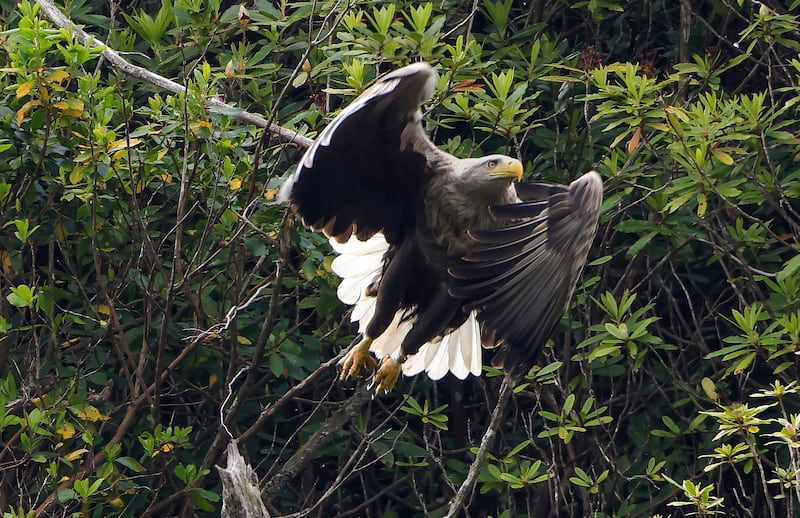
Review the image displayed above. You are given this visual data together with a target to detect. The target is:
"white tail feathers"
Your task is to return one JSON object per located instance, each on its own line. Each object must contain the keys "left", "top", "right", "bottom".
{"left": 329, "top": 234, "right": 482, "bottom": 381}
{"left": 402, "top": 310, "right": 480, "bottom": 380}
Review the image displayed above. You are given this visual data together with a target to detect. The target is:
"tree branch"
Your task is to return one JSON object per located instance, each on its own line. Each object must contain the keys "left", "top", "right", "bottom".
{"left": 260, "top": 388, "right": 371, "bottom": 502}
{"left": 218, "top": 441, "right": 271, "bottom": 518}
{"left": 36, "top": 0, "right": 313, "bottom": 149}
{"left": 445, "top": 374, "right": 514, "bottom": 517}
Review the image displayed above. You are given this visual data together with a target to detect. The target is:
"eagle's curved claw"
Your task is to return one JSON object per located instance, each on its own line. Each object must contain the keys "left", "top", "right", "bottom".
{"left": 339, "top": 337, "right": 377, "bottom": 381}
{"left": 371, "top": 356, "right": 402, "bottom": 394}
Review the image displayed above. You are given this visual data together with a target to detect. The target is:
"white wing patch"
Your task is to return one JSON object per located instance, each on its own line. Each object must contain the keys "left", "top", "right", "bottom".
{"left": 330, "top": 235, "right": 386, "bottom": 305}
{"left": 330, "top": 234, "right": 482, "bottom": 380}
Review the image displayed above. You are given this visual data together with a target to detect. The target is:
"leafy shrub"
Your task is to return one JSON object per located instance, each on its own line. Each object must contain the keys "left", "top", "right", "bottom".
{"left": 1, "top": 0, "right": 799, "bottom": 516}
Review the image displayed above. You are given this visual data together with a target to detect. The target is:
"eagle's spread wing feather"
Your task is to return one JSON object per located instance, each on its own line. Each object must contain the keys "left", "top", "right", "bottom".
{"left": 279, "top": 63, "right": 440, "bottom": 244}
{"left": 449, "top": 172, "right": 603, "bottom": 378}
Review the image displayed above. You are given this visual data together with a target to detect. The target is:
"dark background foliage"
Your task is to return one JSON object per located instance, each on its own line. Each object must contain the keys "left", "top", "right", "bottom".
{"left": 1, "top": 0, "right": 800, "bottom": 517}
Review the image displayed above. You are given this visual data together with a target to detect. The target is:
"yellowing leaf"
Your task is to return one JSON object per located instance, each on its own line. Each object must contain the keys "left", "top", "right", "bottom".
{"left": 61, "top": 337, "right": 80, "bottom": 348}
{"left": 711, "top": 148, "right": 734, "bottom": 165}
{"left": 264, "top": 188, "right": 277, "bottom": 201}
{"left": 72, "top": 405, "right": 110, "bottom": 422}
{"left": 47, "top": 70, "right": 70, "bottom": 83}
{"left": 52, "top": 101, "right": 69, "bottom": 110}
{"left": 60, "top": 99, "right": 84, "bottom": 117}
{"left": 152, "top": 443, "right": 175, "bottom": 457}
{"left": 16, "top": 99, "right": 39, "bottom": 126}
{"left": 209, "top": 373, "right": 218, "bottom": 387}
{"left": 64, "top": 448, "right": 89, "bottom": 461}
{"left": 110, "top": 498, "right": 125, "bottom": 508}
{"left": 229, "top": 178, "right": 242, "bottom": 190}
{"left": 55, "top": 221, "right": 68, "bottom": 243}
{"left": 646, "top": 122, "right": 672, "bottom": 132}
{"left": 108, "top": 138, "right": 142, "bottom": 152}
{"left": 0, "top": 250, "right": 11, "bottom": 275}
{"left": 627, "top": 126, "right": 641, "bottom": 153}
{"left": 69, "top": 166, "right": 84, "bottom": 185}
{"left": 237, "top": 335, "right": 252, "bottom": 345}
{"left": 16, "top": 81, "right": 35, "bottom": 99}
{"left": 96, "top": 304, "right": 111, "bottom": 316}
{"left": 57, "top": 422, "right": 76, "bottom": 439}
{"left": 697, "top": 192, "right": 707, "bottom": 217}
{"left": 701, "top": 377, "right": 718, "bottom": 401}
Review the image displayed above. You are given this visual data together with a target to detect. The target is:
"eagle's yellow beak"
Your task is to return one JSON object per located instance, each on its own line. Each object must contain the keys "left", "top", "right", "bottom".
{"left": 490, "top": 158, "right": 524, "bottom": 181}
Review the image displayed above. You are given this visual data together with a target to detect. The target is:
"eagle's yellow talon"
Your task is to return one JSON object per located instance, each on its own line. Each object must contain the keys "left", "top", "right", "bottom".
{"left": 372, "top": 357, "right": 402, "bottom": 393}
{"left": 339, "top": 337, "right": 377, "bottom": 381}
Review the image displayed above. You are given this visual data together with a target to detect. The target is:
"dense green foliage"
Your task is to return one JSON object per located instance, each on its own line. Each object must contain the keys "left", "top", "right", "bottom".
{"left": 1, "top": 0, "right": 800, "bottom": 516}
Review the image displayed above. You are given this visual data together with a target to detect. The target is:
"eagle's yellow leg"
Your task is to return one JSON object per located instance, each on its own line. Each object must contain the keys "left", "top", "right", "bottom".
{"left": 372, "top": 356, "right": 403, "bottom": 394}
{"left": 339, "top": 336, "right": 377, "bottom": 381}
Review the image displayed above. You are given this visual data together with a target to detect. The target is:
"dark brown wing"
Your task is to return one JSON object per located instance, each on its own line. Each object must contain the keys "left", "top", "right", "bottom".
{"left": 279, "top": 63, "right": 445, "bottom": 244}
{"left": 449, "top": 172, "right": 603, "bottom": 378}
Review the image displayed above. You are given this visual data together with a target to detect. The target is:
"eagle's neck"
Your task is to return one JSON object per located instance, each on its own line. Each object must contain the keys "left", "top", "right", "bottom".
{"left": 420, "top": 171, "right": 518, "bottom": 261}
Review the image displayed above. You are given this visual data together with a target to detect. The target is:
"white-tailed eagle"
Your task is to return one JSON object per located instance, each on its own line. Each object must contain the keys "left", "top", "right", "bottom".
{"left": 279, "top": 62, "right": 602, "bottom": 392}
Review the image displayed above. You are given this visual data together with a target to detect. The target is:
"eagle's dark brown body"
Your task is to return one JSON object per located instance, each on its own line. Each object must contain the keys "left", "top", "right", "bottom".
{"left": 279, "top": 62, "right": 603, "bottom": 389}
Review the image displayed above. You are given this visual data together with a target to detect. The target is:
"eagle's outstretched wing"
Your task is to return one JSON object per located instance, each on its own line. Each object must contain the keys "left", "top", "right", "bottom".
{"left": 279, "top": 63, "right": 445, "bottom": 244}
{"left": 450, "top": 172, "right": 603, "bottom": 378}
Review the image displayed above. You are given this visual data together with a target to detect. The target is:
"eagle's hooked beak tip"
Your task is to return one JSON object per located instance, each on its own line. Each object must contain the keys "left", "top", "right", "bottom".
{"left": 490, "top": 158, "right": 524, "bottom": 182}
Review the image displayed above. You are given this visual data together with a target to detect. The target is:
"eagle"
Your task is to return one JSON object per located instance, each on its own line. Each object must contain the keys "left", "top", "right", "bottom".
{"left": 279, "top": 62, "right": 602, "bottom": 393}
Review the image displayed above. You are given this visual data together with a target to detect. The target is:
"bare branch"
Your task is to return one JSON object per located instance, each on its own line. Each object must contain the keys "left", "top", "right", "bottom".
{"left": 260, "top": 388, "right": 371, "bottom": 502}
{"left": 218, "top": 441, "right": 271, "bottom": 518}
{"left": 445, "top": 375, "right": 514, "bottom": 517}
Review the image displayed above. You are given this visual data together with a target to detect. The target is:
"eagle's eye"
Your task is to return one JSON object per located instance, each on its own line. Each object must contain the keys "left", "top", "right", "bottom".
{"left": 487, "top": 159, "right": 498, "bottom": 168}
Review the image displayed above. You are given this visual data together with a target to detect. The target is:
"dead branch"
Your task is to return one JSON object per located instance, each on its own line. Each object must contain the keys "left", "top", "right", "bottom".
{"left": 218, "top": 441, "right": 271, "bottom": 518}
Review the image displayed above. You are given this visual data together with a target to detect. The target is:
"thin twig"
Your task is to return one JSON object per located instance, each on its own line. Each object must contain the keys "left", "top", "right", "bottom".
{"left": 445, "top": 374, "right": 514, "bottom": 517}
{"left": 260, "top": 387, "right": 371, "bottom": 502}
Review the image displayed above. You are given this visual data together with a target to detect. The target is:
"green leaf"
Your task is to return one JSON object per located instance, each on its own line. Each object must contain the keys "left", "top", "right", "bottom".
{"left": 7, "top": 285, "right": 36, "bottom": 308}
{"left": 115, "top": 456, "right": 146, "bottom": 473}
{"left": 535, "top": 361, "right": 562, "bottom": 378}
{"left": 777, "top": 254, "right": 800, "bottom": 282}
{"left": 588, "top": 344, "right": 622, "bottom": 361}
{"left": 626, "top": 232, "right": 656, "bottom": 258}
